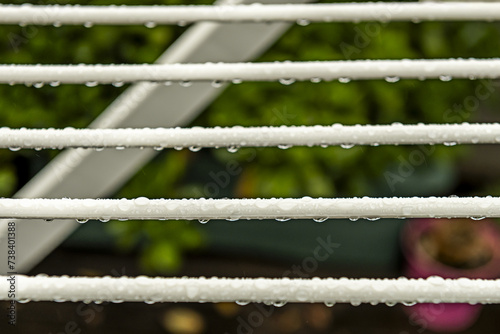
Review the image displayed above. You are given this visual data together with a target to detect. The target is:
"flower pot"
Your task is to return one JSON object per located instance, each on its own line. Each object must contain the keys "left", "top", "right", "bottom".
{"left": 401, "top": 218, "right": 500, "bottom": 332}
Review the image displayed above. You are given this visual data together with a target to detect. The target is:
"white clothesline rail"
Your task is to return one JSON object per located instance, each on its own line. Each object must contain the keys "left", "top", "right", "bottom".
{"left": 2, "top": 3, "right": 500, "bottom": 26}
{"left": 0, "top": 197, "right": 498, "bottom": 220}
{"left": 1, "top": 123, "right": 500, "bottom": 149}
{"left": 1, "top": 275, "right": 499, "bottom": 304}
{"left": 2, "top": 58, "right": 500, "bottom": 85}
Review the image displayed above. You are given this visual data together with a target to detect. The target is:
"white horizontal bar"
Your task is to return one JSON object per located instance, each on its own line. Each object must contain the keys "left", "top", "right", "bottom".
{"left": 2, "top": 3, "right": 500, "bottom": 26}
{"left": 1, "top": 123, "right": 500, "bottom": 149}
{"left": 1, "top": 275, "right": 499, "bottom": 304}
{"left": 2, "top": 59, "right": 500, "bottom": 85}
{"left": 0, "top": 197, "right": 498, "bottom": 220}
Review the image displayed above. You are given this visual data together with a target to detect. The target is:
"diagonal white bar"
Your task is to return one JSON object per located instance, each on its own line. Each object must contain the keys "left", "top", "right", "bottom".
{"left": 0, "top": 197, "right": 498, "bottom": 220}
{"left": 1, "top": 275, "right": 499, "bottom": 304}
{"left": 0, "top": 123, "right": 499, "bottom": 149}
{"left": 3, "top": 59, "right": 500, "bottom": 85}
{"left": 2, "top": 3, "right": 500, "bottom": 25}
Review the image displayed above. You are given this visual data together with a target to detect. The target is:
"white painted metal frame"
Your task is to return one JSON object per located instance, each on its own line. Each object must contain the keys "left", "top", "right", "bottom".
{"left": 1, "top": 275, "right": 498, "bottom": 304}
{"left": 0, "top": 1, "right": 500, "bottom": 306}
{"left": 1, "top": 3, "right": 500, "bottom": 25}
{"left": 0, "top": 197, "right": 497, "bottom": 220}
{"left": 3, "top": 58, "right": 500, "bottom": 84}
{"left": 0, "top": 123, "right": 499, "bottom": 149}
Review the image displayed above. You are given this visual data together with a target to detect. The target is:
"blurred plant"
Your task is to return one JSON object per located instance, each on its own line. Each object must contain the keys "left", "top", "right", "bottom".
{"left": 1, "top": 0, "right": 500, "bottom": 273}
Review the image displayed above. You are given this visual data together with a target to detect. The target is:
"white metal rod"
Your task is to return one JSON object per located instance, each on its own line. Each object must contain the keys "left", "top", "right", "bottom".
{"left": 2, "top": 3, "right": 500, "bottom": 25}
{"left": 3, "top": 59, "right": 500, "bottom": 85}
{"left": 0, "top": 197, "right": 498, "bottom": 220}
{"left": 1, "top": 275, "right": 499, "bottom": 304}
{"left": 0, "top": 123, "right": 500, "bottom": 149}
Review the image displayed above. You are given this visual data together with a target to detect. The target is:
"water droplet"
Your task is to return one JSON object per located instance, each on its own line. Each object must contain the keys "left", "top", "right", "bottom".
{"left": 471, "top": 216, "right": 485, "bottom": 221}
{"left": 134, "top": 197, "right": 149, "bottom": 206}
{"left": 8, "top": 147, "right": 21, "bottom": 152}
{"left": 366, "top": 217, "right": 380, "bottom": 221}
{"left": 385, "top": 76, "right": 400, "bottom": 83}
{"left": 198, "top": 219, "right": 209, "bottom": 224}
{"left": 179, "top": 80, "right": 192, "bottom": 87}
{"left": 324, "top": 301, "right": 335, "bottom": 307}
{"left": 235, "top": 300, "right": 250, "bottom": 306}
{"left": 385, "top": 301, "right": 396, "bottom": 307}
{"left": 116, "top": 146, "right": 125, "bottom": 150}
{"left": 232, "top": 79, "right": 242, "bottom": 84}
{"left": 153, "top": 146, "right": 164, "bottom": 151}
{"left": 99, "top": 218, "right": 110, "bottom": 223}
{"left": 338, "top": 77, "right": 351, "bottom": 83}
{"left": 350, "top": 300, "right": 361, "bottom": 306}
{"left": 443, "top": 141, "right": 457, "bottom": 146}
{"left": 439, "top": 75, "right": 452, "bottom": 82}
{"left": 277, "top": 144, "right": 291, "bottom": 150}
{"left": 112, "top": 81, "right": 124, "bottom": 87}
{"left": 17, "top": 298, "right": 31, "bottom": 304}
{"left": 310, "top": 77, "right": 321, "bottom": 83}
{"left": 52, "top": 21, "right": 62, "bottom": 28}
{"left": 211, "top": 80, "right": 223, "bottom": 88}
{"left": 349, "top": 217, "right": 359, "bottom": 222}
{"left": 76, "top": 218, "right": 89, "bottom": 224}
{"left": 83, "top": 22, "right": 93, "bottom": 28}
{"left": 85, "top": 81, "right": 99, "bottom": 87}
{"left": 273, "top": 301, "right": 287, "bottom": 307}
{"left": 188, "top": 146, "right": 202, "bottom": 152}
{"left": 313, "top": 217, "right": 328, "bottom": 223}
{"left": 278, "top": 78, "right": 295, "bottom": 85}
{"left": 94, "top": 147, "right": 104, "bottom": 152}
{"left": 227, "top": 146, "right": 239, "bottom": 153}
{"left": 163, "top": 81, "right": 172, "bottom": 86}
{"left": 402, "top": 301, "right": 417, "bottom": 306}
{"left": 275, "top": 217, "right": 291, "bottom": 222}
{"left": 173, "top": 146, "right": 183, "bottom": 151}
{"left": 144, "top": 21, "right": 157, "bottom": 28}
{"left": 177, "top": 20, "right": 187, "bottom": 27}
{"left": 34, "top": 82, "right": 44, "bottom": 88}
{"left": 340, "top": 143, "right": 355, "bottom": 149}
{"left": 296, "top": 19, "right": 310, "bottom": 26}
{"left": 49, "top": 81, "right": 60, "bottom": 87}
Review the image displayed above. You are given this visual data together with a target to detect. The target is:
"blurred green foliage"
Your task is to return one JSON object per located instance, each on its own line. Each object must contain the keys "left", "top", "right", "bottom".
{"left": 1, "top": 0, "right": 500, "bottom": 273}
